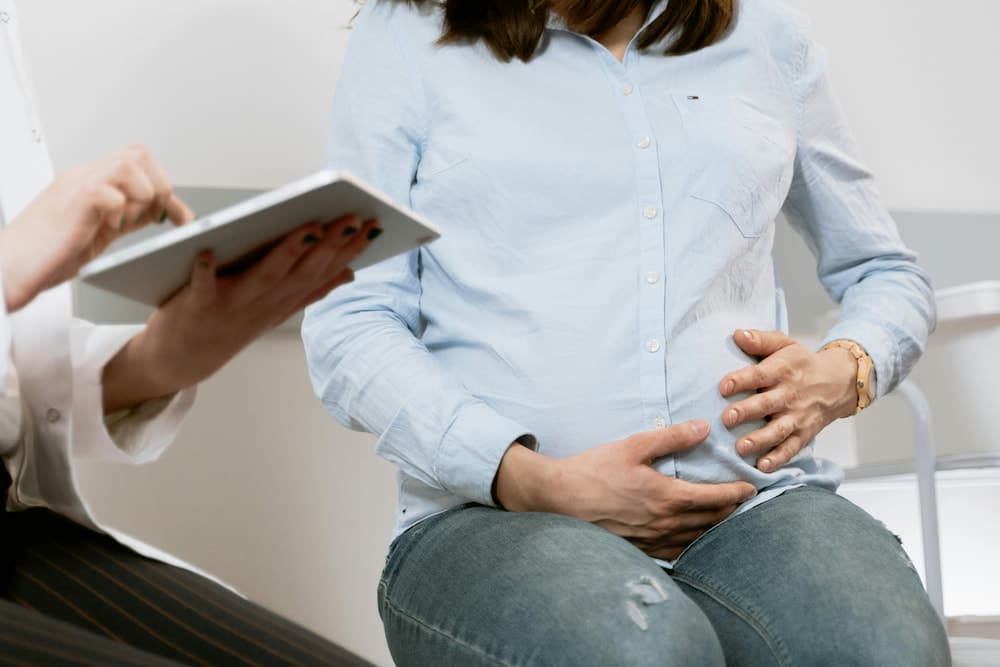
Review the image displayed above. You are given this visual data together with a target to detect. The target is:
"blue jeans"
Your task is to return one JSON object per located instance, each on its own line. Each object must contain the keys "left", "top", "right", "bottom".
{"left": 377, "top": 487, "right": 950, "bottom": 666}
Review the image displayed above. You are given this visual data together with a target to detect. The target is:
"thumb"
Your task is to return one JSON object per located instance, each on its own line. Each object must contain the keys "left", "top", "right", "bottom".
{"left": 733, "top": 329, "right": 793, "bottom": 358}
{"left": 633, "top": 420, "right": 710, "bottom": 464}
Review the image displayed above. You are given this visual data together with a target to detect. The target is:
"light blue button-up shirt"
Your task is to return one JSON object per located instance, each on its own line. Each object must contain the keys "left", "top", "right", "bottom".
{"left": 303, "top": 0, "right": 935, "bottom": 541}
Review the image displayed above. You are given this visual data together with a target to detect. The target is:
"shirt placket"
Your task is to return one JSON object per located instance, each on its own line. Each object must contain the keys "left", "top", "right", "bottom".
{"left": 605, "top": 48, "right": 675, "bottom": 476}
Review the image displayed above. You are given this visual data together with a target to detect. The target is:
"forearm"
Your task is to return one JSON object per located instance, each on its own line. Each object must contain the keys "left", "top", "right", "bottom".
{"left": 101, "top": 332, "right": 180, "bottom": 413}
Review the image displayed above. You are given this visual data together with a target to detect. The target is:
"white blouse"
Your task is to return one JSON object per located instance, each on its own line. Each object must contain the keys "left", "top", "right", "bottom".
{"left": 0, "top": 1, "right": 201, "bottom": 571}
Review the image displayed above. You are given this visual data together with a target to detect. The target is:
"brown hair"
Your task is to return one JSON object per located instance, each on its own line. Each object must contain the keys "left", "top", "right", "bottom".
{"left": 388, "top": 0, "right": 736, "bottom": 62}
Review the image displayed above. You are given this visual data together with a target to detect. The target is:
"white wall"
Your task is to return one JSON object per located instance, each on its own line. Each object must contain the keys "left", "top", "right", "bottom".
{"left": 13, "top": 1, "right": 1000, "bottom": 664}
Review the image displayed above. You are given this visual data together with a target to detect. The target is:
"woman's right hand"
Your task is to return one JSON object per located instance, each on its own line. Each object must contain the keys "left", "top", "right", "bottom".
{"left": 0, "top": 145, "right": 192, "bottom": 312}
{"left": 495, "top": 421, "right": 758, "bottom": 560}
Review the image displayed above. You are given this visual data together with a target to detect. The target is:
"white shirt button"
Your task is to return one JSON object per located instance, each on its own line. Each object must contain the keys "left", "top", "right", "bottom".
{"left": 46, "top": 408, "right": 61, "bottom": 423}
{"left": 637, "top": 136, "right": 652, "bottom": 150}
{"left": 31, "top": 129, "right": 42, "bottom": 143}
{"left": 623, "top": 83, "right": 635, "bottom": 96}
{"left": 1, "top": 11, "right": 10, "bottom": 24}
{"left": 646, "top": 339, "right": 661, "bottom": 353}
{"left": 643, "top": 206, "right": 658, "bottom": 220}
{"left": 645, "top": 271, "right": 660, "bottom": 285}
{"left": 654, "top": 417, "right": 667, "bottom": 429}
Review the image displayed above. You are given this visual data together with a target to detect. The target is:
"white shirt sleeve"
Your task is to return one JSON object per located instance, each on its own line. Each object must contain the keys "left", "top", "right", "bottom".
{"left": 69, "top": 318, "right": 196, "bottom": 464}
{"left": 0, "top": 265, "right": 23, "bottom": 455}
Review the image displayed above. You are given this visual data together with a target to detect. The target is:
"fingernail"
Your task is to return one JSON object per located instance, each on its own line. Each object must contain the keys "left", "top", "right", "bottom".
{"left": 723, "top": 380, "right": 735, "bottom": 395}
{"left": 303, "top": 234, "right": 320, "bottom": 245}
{"left": 198, "top": 260, "right": 211, "bottom": 270}
{"left": 727, "top": 409, "right": 739, "bottom": 425}
{"left": 119, "top": 217, "right": 127, "bottom": 229}
{"left": 159, "top": 209, "right": 168, "bottom": 223}
{"left": 343, "top": 226, "right": 358, "bottom": 237}
{"left": 690, "top": 420, "right": 709, "bottom": 436}
{"left": 367, "top": 227, "right": 384, "bottom": 241}
{"left": 743, "top": 330, "right": 755, "bottom": 342}
{"left": 760, "top": 457, "right": 772, "bottom": 472}
{"left": 740, "top": 439, "right": 753, "bottom": 454}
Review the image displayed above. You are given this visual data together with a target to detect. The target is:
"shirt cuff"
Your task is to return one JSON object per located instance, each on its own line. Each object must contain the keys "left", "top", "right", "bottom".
{"left": 435, "top": 401, "right": 536, "bottom": 507}
{"left": 821, "top": 319, "right": 898, "bottom": 399}
{"left": 70, "top": 320, "right": 196, "bottom": 463}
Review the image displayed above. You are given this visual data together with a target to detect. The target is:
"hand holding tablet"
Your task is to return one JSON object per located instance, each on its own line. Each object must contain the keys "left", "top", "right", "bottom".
{"left": 80, "top": 170, "right": 441, "bottom": 306}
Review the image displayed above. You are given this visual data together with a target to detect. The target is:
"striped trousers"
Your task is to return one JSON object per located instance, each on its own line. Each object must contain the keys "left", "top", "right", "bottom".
{"left": 1, "top": 470, "right": 374, "bottom": 666}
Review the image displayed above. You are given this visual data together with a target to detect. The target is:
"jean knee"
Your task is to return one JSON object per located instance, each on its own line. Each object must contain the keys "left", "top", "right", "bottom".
{"left": 550, "top": 579, "right": 725, "bottom": 667}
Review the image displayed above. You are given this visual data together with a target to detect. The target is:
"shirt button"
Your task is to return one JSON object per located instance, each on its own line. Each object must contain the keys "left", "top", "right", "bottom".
{"left": 643, "top": 206, "right": 658, "bottom": 220}
{"left": 646, "top": 339, "right": 661, "bottom": 353}
{"left": 637, "top": 136, "right": 652, "bottom": 150}
{"left": 31, "top": 129, "right": 42, "bottom": 143}
{"left": 623, "top": 82, "right": 635, "bottom": 96}
{"left": 0, "top": 11, "right": 10, "bottom": 23}
{"left": 654, "top": 417, "right": 667, "bottom": 429}
{"left": 46, "top": 408, "right": 61, "bottom": 423}
{"left": 645, "top": 271, "right": 660, "bottom": 285}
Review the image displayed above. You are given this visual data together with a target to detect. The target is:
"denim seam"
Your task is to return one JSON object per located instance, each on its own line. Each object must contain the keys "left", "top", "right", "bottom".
{"left": 671, "top": 572, "right": 793, "bottom": 667}
{"left": 382, "top": 596, "right": 515, "bottom": 667}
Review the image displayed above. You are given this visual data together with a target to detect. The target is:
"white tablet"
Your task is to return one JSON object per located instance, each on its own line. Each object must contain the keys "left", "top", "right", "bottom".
{"left": 79, "top": 170, "right": 440, "bottom": 306}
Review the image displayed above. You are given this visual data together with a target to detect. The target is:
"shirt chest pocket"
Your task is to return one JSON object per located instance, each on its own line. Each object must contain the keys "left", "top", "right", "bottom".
{"left": 673, "top": 93, "right": 796, "bottom": 238}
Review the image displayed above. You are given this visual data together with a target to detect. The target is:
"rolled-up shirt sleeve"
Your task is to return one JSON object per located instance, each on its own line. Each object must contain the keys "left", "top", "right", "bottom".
{"left": 69, "top": 319, "right": 195, "bottom": 464}
{"left": 781, "top": 27, "right": 936, "bottom": 397}
{"left": 301, "top": 2, "right": 535, "bottom": 506}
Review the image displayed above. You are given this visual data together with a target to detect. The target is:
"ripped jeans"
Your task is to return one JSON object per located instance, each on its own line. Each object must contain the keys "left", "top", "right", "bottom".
{"left": 377, "top": 486, "right": 950, "bottom": 666}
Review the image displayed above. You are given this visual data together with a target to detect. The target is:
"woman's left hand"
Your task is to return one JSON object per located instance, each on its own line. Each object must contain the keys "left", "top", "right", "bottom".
{"left": 719, "top": 329, "right": 859, "bottom": 473}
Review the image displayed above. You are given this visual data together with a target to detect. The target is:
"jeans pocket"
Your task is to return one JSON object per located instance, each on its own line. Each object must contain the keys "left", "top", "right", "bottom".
{"left": 673, "top": 93, "right": 795, "bottom": 239}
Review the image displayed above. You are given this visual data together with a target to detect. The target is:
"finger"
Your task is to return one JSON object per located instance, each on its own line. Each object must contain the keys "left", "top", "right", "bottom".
{"left": 735, "top": 414, "right": 797, "bottom": 456}
{"left": 630, "top": 420, "right": 711, "bottom": 464}
{"left": 241, "top": 223, "right": 325, "bottom": 294}
{"left": 650, "top": 506, "right": 738, "bottom": 536}
{"left": 674, "top": 479, "right": 757, "bottom": 511}
{"left": 163, "top": 191, "right": 195, "bottom": 226}
{"left": 723, "top": 386, "right": 792, "bottom": 428}
{"left": 285, "top": 215, "right": 361, "bottom": 280}
{"left": 719, "top": 355, "right": 787, "bottom": 398}
{"left": 732, "top": 329, "right": 795, "bottom": 359}
{"left": 757, "top": 434, "right": 806, "bottom": 473}
{"left": 90, "top": 183, "right": 128, "bottom": 233}
{"left": 635, "top": 528, "right": 709, "bottom": 553}
{"left": 126, "top": 145, "right": 175, "bottom": 223}
{"left": 188, "top": 251, "right": 217, "bottom": 305}
{"left": 105, "top": 158, "right": 157, "bottom": 227}
{"left": 294, "top": 268, "right": 354, "bottom": 311}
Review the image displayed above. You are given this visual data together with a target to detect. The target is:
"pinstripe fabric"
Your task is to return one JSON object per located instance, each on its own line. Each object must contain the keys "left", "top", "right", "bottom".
{"left": 2, "top": 467, "right": 374, "bottom": 667}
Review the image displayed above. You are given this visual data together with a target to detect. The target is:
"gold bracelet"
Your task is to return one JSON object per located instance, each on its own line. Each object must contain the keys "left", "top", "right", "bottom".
{"left": 820, "top": 339, "right": 876, "bottom": 415}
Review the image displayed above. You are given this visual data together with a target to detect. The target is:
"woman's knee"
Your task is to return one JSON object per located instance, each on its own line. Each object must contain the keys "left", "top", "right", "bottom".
{"left": 381, "top": 507, "right": 725, "bottom": 666}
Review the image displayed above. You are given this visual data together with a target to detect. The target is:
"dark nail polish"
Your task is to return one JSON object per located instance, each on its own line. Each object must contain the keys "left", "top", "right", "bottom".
{"left": 159, "top": 209, "right": 168, "bottom": 223}
{"left": 119, "top": 217, "right": 127, "bottom": 229}
{"left": 367, "top": 228, "right": 383, "bottom": 241}
{"left": 343, "top": 226, "right": 358, "bottom": 237}
{"left": 198, "top": 261, "right": 211, "bottom": 270}
{"left": 303, "top": 234, "right": 320, "bottom": 245}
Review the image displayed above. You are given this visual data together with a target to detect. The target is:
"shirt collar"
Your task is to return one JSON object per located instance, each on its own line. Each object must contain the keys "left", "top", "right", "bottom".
{"left": 545, "top": 1, "right": 670, "bottom": 36}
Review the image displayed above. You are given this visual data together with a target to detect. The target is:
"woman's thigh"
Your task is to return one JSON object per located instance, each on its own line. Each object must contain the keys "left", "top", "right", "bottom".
{"left": 672, "top": 486, "right": 951, "bottom": 666}
{"left": 379, "top": 504, "right": 725, "bottom": 667}
{"left": 2, "top": 508, "right": 371, "bottom": 667}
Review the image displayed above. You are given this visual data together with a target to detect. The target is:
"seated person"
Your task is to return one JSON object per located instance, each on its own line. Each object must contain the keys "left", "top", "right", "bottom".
{"left": 1, "top": 3, "right": 377, "bottom": 662}
{"left": 302, "top": 0, "right": 949, "bottom": 665}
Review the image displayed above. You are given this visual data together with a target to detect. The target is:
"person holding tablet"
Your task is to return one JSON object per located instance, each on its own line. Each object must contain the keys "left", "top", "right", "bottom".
{"left": 0, "top": 2, "right": 376, "bottom": 664}
{"left": 303, "top": 0, "right": 948, "bottom": 665}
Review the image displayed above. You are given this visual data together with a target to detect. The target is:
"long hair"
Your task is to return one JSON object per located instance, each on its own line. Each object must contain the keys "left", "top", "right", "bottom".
{"left": 387, "top": 0, "right": 736, "bottom": 62}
